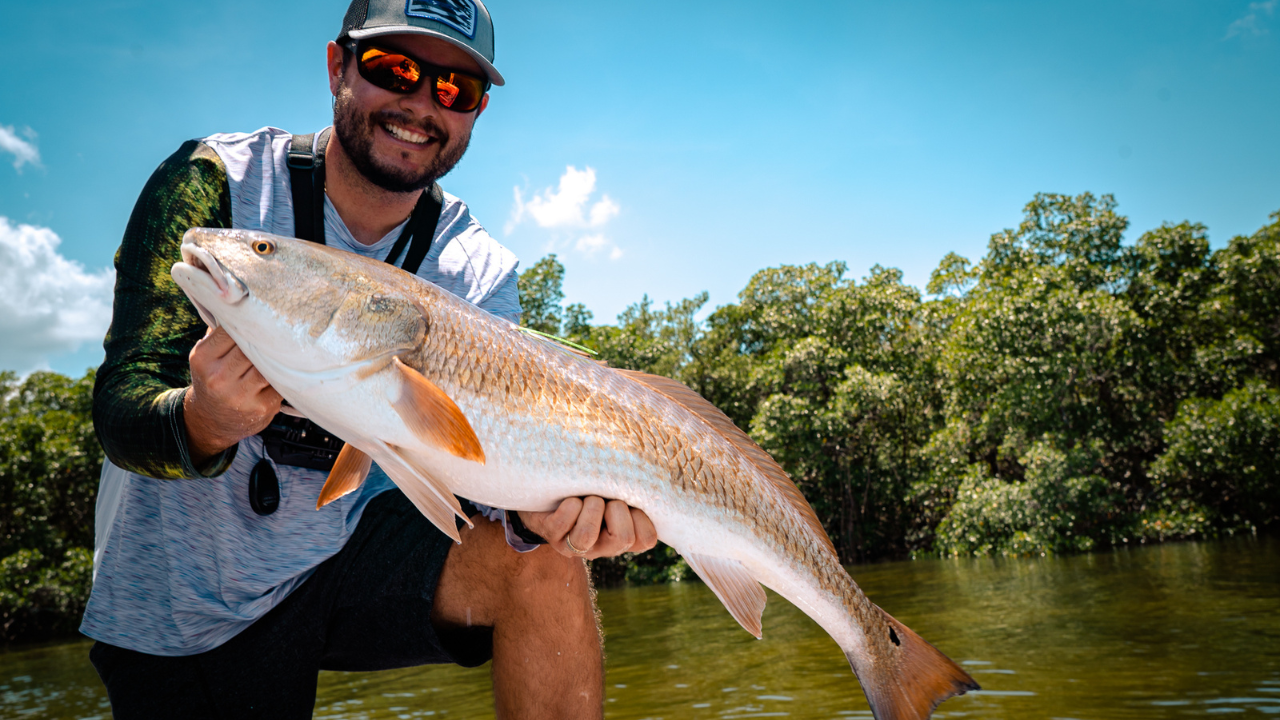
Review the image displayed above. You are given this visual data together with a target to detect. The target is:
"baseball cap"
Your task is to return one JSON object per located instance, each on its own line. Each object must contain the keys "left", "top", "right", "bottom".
{"left": 338, "top": 0, "right": 505, "bottom": 86}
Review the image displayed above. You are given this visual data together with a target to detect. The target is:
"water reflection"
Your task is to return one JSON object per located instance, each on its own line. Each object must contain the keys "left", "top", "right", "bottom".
{"left": 2, "top": 536, "right": 1277, "bottom": 718}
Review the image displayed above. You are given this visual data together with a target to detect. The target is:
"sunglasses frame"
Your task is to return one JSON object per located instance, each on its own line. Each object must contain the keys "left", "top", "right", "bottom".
{"left": 346, "top": 40, "right": 490, "bottom": 114}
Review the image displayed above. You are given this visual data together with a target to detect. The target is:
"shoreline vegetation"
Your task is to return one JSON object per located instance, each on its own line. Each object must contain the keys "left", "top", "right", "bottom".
{"left": 2, "top": 192, "right": 1276, "bottom": 644}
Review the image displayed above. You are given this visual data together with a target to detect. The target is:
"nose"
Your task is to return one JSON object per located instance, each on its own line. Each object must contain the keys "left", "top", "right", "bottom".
{"left": 396, "top": 81, "right": 444, "bottom": 119}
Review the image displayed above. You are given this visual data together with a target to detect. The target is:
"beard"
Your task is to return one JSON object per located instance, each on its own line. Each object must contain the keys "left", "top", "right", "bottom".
{"left": 332, "top": 83, "right": 471, "bottom": 193}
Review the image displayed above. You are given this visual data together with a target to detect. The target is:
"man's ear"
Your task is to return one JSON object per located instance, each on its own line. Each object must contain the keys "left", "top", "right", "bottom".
{"left": 326, "top": 41, "right": 347, "bottom": 96}
{"left": 474, "top": 93, "right": 490, "bottom": 121}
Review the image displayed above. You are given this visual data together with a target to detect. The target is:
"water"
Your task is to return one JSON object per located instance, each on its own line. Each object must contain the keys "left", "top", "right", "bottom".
{"left": 3, "top": 536, "right": 1277, "bottom": 719}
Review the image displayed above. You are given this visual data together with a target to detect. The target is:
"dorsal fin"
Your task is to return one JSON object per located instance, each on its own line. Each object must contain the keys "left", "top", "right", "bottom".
{"left": 617, "top": 369, "right": 836, "bottom": 556}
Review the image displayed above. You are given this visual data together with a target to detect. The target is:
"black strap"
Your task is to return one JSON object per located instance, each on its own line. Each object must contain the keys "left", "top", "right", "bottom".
{"left": 288, "top": 129, "right": 331, "bottom": 245}
{"left": 384, "top": 183, "right": 444, "bottom": 274}
{"left": 288, "top": 129, "right": 441, "bottom": 273}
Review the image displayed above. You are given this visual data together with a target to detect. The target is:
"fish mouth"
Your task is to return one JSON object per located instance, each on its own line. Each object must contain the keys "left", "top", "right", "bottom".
{"left": 177, "top": 242, "right": 248, "bottom": 327}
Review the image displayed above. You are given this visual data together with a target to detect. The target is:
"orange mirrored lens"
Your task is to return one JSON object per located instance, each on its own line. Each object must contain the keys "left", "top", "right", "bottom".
{"left": 359, "top": 48, "right": 422, "bottom": 92}
{"left": 434, "top": 72, "right": 485, "bottom": 110}
{"left": 357, "top": 46, "right": 486, "bottom": 112}
{"left": 436, "top": 78, "right": 461, "bottom": 107}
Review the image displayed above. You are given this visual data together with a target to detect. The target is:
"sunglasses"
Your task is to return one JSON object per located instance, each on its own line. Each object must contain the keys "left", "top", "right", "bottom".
{"left": 350, "top": 42, "right": 489, "bottom": 113}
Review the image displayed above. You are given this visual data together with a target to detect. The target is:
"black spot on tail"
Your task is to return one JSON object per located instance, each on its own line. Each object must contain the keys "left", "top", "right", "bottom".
{"left": 889, "top": 627, "right": 901, "bottom": 646}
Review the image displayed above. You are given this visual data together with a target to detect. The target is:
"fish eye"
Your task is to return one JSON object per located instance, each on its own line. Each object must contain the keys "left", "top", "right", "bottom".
{"left": 252, "top": 240, "right": 276, "bottom": 255}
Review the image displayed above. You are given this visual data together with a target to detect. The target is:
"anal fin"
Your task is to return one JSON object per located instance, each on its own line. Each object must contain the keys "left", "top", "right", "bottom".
{"left": 368, "top": 441, "right": 471, "bottom": 544}
{"left": 684, "top": 553, "right": 767, "bottom": 639}
{"left": 317, "top": 443, "right": 373, "bottom": 509}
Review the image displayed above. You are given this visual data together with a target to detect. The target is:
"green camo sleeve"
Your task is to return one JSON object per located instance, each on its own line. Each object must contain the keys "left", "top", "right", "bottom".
{"left": 92, "top": 140, "right": 237, "bottom": 479}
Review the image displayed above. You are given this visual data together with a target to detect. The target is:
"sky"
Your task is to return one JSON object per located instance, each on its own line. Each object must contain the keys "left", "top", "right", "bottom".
{"left": 1, "top": 0, "right": 1278, "bottom": 377}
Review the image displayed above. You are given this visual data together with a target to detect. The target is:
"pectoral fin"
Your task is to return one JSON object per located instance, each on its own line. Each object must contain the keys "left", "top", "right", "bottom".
{"left": 367, "top": 440, "right": 471, "bottom": 544}
{"left": 391, "top": 357, "right": 485, "bottom": 464}
{"left": 316, "top": 443, "right": 372, "bottom": 509}
{"left": 684, "top": 553, "right": 767, "bottom": 639}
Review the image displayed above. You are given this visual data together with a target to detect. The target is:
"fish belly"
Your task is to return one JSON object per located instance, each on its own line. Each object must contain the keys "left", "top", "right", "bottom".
{"left": 437, "top": 403, "right": 869, "bottom": 657}
{"left": 281, "top": 368, "right": 868, "bottom": 661}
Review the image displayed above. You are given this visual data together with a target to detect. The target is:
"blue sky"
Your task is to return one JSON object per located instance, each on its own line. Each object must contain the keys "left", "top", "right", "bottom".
{"left": 1, "top": 0, "right": 1277, "bottom": 376}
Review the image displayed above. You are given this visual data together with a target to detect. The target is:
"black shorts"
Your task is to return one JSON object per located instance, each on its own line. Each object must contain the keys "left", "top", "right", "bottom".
{"left": 89, "top": 490, "right": 493, "bottom": 720}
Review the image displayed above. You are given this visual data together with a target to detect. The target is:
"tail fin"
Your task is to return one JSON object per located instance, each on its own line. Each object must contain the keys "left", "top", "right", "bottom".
{"left": 847, "top": 606, "right": 979, "bottom": 720}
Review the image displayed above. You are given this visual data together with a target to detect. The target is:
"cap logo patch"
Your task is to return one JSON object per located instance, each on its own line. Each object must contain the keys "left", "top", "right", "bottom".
{"left": 405, "top": 0, "right": 477, "bottom": 39}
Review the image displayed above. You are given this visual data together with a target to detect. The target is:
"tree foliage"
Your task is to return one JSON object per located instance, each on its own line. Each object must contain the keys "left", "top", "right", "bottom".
{"left": 0, "top": 370, "right": 100, "bottom": 642}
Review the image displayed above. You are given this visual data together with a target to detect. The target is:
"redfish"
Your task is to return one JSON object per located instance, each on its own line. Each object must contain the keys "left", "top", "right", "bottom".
{"left": 171, "top": 227, "right": 977, "bottom": 719}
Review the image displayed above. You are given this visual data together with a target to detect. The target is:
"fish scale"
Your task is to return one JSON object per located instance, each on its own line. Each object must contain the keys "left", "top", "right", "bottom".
{"left": 172, "top": 227, "right": 979, "bottom": 720}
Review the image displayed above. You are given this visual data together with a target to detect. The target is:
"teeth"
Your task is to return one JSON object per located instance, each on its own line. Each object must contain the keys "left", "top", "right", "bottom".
{"left": 384, "top": 124, "right": 430, "bottom": 144}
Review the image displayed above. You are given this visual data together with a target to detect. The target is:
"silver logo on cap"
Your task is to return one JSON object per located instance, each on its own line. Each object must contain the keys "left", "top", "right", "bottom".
{"left": 405, "top": 0, "right": 477, "bottom": 39}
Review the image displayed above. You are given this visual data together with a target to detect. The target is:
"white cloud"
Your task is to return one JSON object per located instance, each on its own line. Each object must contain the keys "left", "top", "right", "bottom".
{"left": 0, "top": 218, "right": 115, "bottom": 373}
{"left": 506, "top": 166, "right": 625, "bottom": 261}
{"left": 1226, "top": 0, "right": 1276, "bottom": 37}
{"left": 0, "top": 125, "right": 41, "bottom": 172}
{"left": 587, "top": 194, "right": 621, "bottom": 227}
{"left": 575, "top": 233, "right": 624, "bottom": 260}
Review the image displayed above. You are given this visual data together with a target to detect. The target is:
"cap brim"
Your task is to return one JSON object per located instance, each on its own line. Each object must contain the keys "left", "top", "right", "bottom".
{"left": 346, "top": 26, "right": 505, "bottom": 86}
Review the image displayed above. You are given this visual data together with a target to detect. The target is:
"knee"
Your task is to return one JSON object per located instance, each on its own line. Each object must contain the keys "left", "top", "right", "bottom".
{"left": 506, "top": 544, "right": 590, "bottom": 602}
{"left": 455, "top": 514, "right": 595, "bottom": 611}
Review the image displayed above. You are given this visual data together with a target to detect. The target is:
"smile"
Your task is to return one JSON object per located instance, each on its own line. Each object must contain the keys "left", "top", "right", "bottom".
{"left": 382, "top": 123, "right": 432, "bottom": 145}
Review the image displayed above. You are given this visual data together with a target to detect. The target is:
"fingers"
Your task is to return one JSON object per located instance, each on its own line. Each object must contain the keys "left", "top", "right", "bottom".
{"left": 566, "top": 496, "right": 605, "bottom": 555}
{"left": 520, "top": 497, "right": 659, "bottom": 559}
{"left": 193, "top": 329, "right": 274, "bottom": 400}
{"left": 239, "top": 361, "right": 274, "bottom": 393}
{"left": 602, "top": 500, "right": 636, "bottom": 548}
{"left": 517, "top": 497, "right": 581, "bottom": 553}
{"left": 191, "top": 325, "right": 237, "bottom": 362}
{"left": 567, "top": 498, "right": 651, "bottom": 559}
{"left": 184, "top": 327, "right": 283, "bottom": 463}
{"left": 192, "top": 332, "right": 252, "bottom": 389}
{"left": 589, "top": 504, "right": 659, "bottom": 558}
{"left": 630, "top": 508, "right": 658, "bottom": 553}
{"left": 259, "top": 383, "right": 284, "bottom": 406}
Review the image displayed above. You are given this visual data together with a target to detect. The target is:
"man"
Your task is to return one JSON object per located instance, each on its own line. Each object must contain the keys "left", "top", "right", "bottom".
{"left": 82, "top": 1, "right": 656, "bottom": 717}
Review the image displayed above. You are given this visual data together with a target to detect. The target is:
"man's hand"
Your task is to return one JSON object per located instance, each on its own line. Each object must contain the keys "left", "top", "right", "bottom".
{"left": 183, "top": 326, "right": 283, "bottom": 467}
{"left": 520, "top": 497, "right": 659, "bottom": 559}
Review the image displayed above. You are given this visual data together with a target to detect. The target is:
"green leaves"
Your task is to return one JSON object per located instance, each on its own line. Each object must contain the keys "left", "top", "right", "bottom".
{"left": 933, "top": 438, "right": 1119, "bottom": 557}
{"left": 517, "top": 254, "right": 568, "bottom": 336}
{"left": 0, "top": 547, "right": 92, "bottom": 642}
{"left": 1, "top": 370, "right": 100, "bottom": 560}
{"left": 0, "top": 369, "right": 100, "bottom": 642}
{"left": 1149, "top": 381, "right": 1280, "bottom": 532}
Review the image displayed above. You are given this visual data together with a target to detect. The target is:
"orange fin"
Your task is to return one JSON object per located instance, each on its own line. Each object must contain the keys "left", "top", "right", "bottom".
{"left": 392, "top": 357, "right": 485, "bottom": 464}
{"left": 367, "top": 441, "right": 470, "bottom": 543}
{"left": 684, "top": 553, "right": 766, "bottom": 639}
{"left": 316, "top": 443, "right": 372, "bottom": 509}
{"left": 620, "top": 369, "right": 835, "bottom": 556}
{"left": 851, "top": 605, "right": 980, "bottom": 720}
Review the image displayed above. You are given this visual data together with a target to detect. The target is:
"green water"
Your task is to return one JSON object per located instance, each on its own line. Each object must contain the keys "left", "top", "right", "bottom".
{"left": 3, "top": 536, "right": 1277, "bottom": 719}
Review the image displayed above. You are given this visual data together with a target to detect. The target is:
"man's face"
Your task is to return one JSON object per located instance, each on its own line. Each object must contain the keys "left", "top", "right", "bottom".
{"left": 327, "top": 34, "right": 489, "bottom": 193}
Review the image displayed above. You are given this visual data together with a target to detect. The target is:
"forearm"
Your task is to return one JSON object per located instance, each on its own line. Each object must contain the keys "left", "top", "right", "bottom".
{"left": 92, "top": 140, "right": 235, "bottom": 479}
{"left": 93, "top": 377, "right": 233, "bottom": 478}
